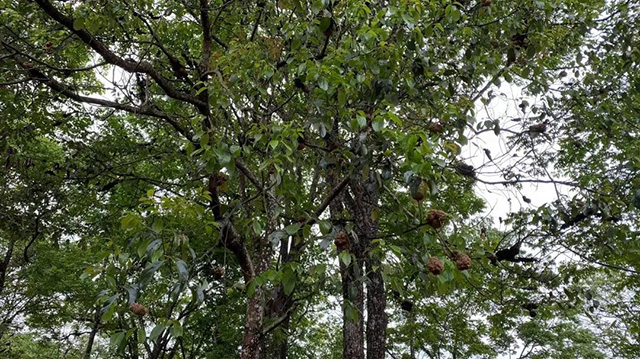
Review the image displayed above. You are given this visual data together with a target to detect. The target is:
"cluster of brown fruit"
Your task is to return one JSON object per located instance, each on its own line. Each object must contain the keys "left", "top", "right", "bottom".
{"left": 426, "top": 251, "right": 472, "bottom": 276}
{"left": 129, "top": 303, "right": 148, "bottom": 317}
{"left": 451, "top": 251, "right": 472, "bottom": 270}
{"left": 426, "top": 209, "right": 447, "bottom": 229}
{"left": 334, "top": 231, "right": 350, "bottom": 252}
{"left": 454, "top": 162, "right": 476, "bottom": 178}
{"left": 428, "top": 122, "right": 444, "bottom": 134}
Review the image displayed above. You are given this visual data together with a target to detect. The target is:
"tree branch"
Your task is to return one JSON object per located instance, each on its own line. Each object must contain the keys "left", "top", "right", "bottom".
{"left": 33, "top": 0, "right": 206, "bottom": 110}
{"left": 313, "top": 175, "right": 350, "bottom": 219}
{"left": 19, "top": 61, "right": 193, "bottom": 140}
{"left": 199, "top": 0, "right": 212, "bottom": 77}
{"left": 130, "top": 9, "right": 191, "bottom": 83}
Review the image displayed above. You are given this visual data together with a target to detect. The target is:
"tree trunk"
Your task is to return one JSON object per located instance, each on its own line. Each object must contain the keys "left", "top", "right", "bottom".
{"left": 345, "top": 179, "right": 387, "bottom": 359}
{"left": 340, "top": 256, "right": 365, "bottom": 359}
{"left": 241, "top": 291, "right": 266, "bottom": 359}
{"left": 241, "top": 169, "right": 277, "bottom": 359}
{"left": 240, "top": 234, "right": 272, "bottom": 359}
{"left": 366, "top": 259, "right": 387, "bottom": 359}
{"left": 263, "top": 237, "right": 294, "bottom": 359}
{"left": 326, "top": 167, "right": 366, "bottom": 359}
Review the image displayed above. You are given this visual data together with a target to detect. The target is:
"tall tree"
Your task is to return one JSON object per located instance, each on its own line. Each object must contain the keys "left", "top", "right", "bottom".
{"left": 1, "top": 0, "right": 639, "bottom": 358}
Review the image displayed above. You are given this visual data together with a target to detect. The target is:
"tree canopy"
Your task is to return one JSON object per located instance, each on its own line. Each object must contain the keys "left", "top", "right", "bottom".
{"left": 1, "top": 0, "right": 639, "bottom": 358}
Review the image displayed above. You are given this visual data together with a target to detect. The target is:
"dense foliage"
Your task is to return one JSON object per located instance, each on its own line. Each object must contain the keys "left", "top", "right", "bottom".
{"left": 1, "top": 0, "right": 639, "bottom": 358}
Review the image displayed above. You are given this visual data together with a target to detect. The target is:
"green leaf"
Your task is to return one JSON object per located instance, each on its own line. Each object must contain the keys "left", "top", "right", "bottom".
{"left": 253, "top": 220, "right": 262, "bottom": 235}
{"left": 175, "top": 259, "right": 189, "bottom": 283}
{"left": 140, "top": 261, "right": 163, "bottom": 288}
{"left": 319, "top": 220, "right": 332, "bottom": 235}
{"left": 137, "top": 328, "right": 146, "bottom": 344}
{"left": 318, "top": 78, "right": 329, "bottom": 91}
{"left": 357, "top": 115, "right": 367, "bottom": 129}
{"left": 282, "top": 268, "right": 296, "bottom": 295}
{"left": 339, "top": 251, "right": 351, "bottom": 266}
{"left": 338, "top": 90, "right": 346, "bottom": 107}
{"left": 372, "top": 118, "right": 384, "bottom": 132}
{"left": 285, "top": 223, "right": 301, "bottom": 235}
{"left": 171, "top": 320, "right": 183, "bottom": 338}
{"left": 72, "top": 18, "right": 84, "bottom": 30}
{"left": 319, "top": 17, "right": 332, "bottom": 32}
{"left": 444, "top": 142, "right": 461, "bottom": 155}
{"left": 110, "top": 331, "right": 125, "bottom": 350}
{"left": 149, "top": 323, "right": 165, "bottom": 342}
{"left": 345, "top": 302, "right": 358, "bottom": 322}
{"left": 246, "top": 280, "right": 256, "bottom": 298}
{"left": 151, "top": 218, "right": 163, "bottom": 233}
{"left": 389, "top": 245, "right": 402, "bottom": 258}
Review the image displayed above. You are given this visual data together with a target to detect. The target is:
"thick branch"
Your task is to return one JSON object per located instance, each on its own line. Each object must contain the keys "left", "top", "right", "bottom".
{"left": 20, "top": 62, "right": 193, "bottom": 140}
{"left": 199, "top": 0, "right": 212, "bottom": 77}
{"left": 82, "top": 307, "right": 101, "bottom": 359}
{"left": 313, "top": 175, "right": 350, "bottom": 219}
{"left": 207, "top": 174, "right": 255, "bottom": 281}
{"left": 235, "top": 159, "right": 265, "bottom": 192}
{"left": 33, "top": 0, "right": 206, "bottom": 110}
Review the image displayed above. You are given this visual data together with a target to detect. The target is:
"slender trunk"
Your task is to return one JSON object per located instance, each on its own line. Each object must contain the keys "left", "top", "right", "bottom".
{"left": 328, "top": 170, "right": 365, "bottom": 359}
{"left": 150, "top": 334, "right": 166, "bottom": 359}
{"left": 278, "top": 315, "right": 290, "bottom": 359}
{"left": 83, "top": 307, "right": 100, "bottom": 359}
{"left": 346, "top": 179, "right": 387, "bottom": 359}
{"left": 208, "top": 172, "right": 269, "bottom": 359}
{"left": 240, "top": 241, "right": 271, "bottom": 359}
{"left": 366, "top": 259, "right": 387, "bottom": 359}
{"left": 264, "top": 236, "right": 293, "bottom": 359}
{"left": 241, "top": 169, "right": 277, "bottom": 359}
{"left": 340, "top": 256, "right": 365, "bottom": 359}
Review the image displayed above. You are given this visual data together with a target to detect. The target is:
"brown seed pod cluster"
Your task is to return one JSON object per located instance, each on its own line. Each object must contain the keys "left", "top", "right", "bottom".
{"left": 213, "top": 266, "right": 226, "bottom": 280}
{"left": 452, "top": 251, "right": 472, "bottom": 271}
{"left": 334, "top": 231, "right": 350, "bottom": 252}
{"left": 129, "top": 303, "right": 148, "bottom": 317}
{"left": 428, "top": 122, "right": 444, "bottom": 134}
{"left": 426, "top": 209, "right": 447, "bottom": 229}
{"left": 427, "top": 256, "right": 444, "bottom": 275}
{"left": 528, "top": 123, "right": 547, "bottom": 133}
